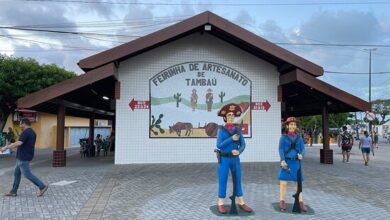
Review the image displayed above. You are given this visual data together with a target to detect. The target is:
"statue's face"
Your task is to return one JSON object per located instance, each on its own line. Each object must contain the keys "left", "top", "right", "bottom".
{"left": 287, "top": 122, "right": 296, "bottom": 132}
{"left": 225, "top": 112, "right": 235, "bottom": 124}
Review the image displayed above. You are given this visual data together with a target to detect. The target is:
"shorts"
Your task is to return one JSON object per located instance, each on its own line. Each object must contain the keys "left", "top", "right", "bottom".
{"left": 342, "top": 146, "right": 352, "bottom": 152}
{"left": 361, "top": 148, "right": 370, "bottom": 154}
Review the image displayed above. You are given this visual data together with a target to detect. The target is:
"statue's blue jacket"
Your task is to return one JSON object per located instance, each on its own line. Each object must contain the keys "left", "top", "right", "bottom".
{"left": 216, "top": 125, "right": 245, "bottom": 198}
{"left": 278, "top": 134, "right": 305, "bottom": 181}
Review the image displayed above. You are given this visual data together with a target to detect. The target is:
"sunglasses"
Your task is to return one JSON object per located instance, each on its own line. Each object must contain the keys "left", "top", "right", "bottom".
{"left": 226, "top": 113, "right": 235, "bottom": 118}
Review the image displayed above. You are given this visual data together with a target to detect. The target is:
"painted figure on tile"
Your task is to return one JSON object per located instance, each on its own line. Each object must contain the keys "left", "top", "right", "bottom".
{"left": 206, "top": 88, "right": 213, "bottom": 112}
{"left": 215, "top": 103, "right": 252, "bottom": 214}
{"left": 278, "top": 117, "right": 307, "bottom": 212}
{"left": 190, "top": 89, "right": 198, "bottom": 111}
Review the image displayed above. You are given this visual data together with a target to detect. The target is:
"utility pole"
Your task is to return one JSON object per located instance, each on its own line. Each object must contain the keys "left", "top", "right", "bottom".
{"left": 364, "top": 48, "right": 377, "bottom": 135}
{"left": 354, "top": 112, "right": 359, "bottom": 139}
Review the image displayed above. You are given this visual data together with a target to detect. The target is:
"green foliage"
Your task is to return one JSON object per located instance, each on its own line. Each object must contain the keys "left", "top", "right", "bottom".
{"left": 150, "top": 114, "right": 165, "bottom": 135}
{"left": 329, "top": 113, "right": 350, "bottom": 128}
{"left": 298, "top": 113, "right": 350, "bottom": 130}
{"left": 0, "top": 132, "right": 6, "bottom": 146}
{"left": 298, "top": 115, "right": 321, "bottom": 130}
{"left": 0, "top": 54, "right": 75, "bottom": 106}
{"left": 0, "top": 54, "right": 76, "bottom": 129}
{"left": 372, "top": 99, "right": 390, "bottom": 125}
{"left": 329, "top": 129, "right": 340, "bottom": 138}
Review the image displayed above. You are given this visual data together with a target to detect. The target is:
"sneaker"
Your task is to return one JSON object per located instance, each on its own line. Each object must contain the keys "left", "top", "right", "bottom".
{"left": 364, "top": 162, "right": 368, "bottom": 166}
{"left": 346, "top": 160, "right": 350, "bottom": 163}
{"left": 4, "top": 192, "right": 17, "bottom": 197}
{"left": 342, "top": 159, "right": 346, "bottom": 163}
{"left": 37, "top": 185, "right": 48, "bottom": 197}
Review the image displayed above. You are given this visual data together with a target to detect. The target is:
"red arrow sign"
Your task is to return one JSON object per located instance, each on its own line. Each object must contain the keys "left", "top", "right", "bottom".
{"left": 129, "top": 98, "right": 150, "bottom": 111}
{"left": 251, "top": 100, "right": 271, "bottom": 112}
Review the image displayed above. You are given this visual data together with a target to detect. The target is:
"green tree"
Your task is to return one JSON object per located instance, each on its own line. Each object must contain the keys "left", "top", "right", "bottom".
{"left": 298, "top": 113, "right": 350, "bottom": 130}
{"left": 329, "top": 113, "right": 351, "bottom": 128}
{"left": 298, "top": 115, "right": 321, "bottom": 130}
{"left": 0, "top": 54, "right": 76, "bottom": 130}
{"left": 372, "top": 99, "right": 390, "bottom": 125}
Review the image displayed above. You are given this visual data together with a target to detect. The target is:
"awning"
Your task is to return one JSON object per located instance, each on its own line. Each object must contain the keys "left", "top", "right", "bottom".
{"left": 17, "top": 63, "right": 116, "bottom": 119}
{"left": 280, "top": 69, "right": 370, "bottom": 116}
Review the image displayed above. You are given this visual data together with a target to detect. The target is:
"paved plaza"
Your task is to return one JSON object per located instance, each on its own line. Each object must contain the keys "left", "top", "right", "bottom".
{"left": 1, "top": 139, "right": 390, "bottom": 220}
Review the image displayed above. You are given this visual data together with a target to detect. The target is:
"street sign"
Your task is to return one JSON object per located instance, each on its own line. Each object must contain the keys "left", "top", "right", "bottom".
{"left": 365, "top": 111, "right": 376, "bottom": 121}
{"left": 129, "top": 98, "right": 150, "bottom": 111}
{"left": 251, "top": 100, "right": 271, "bottom": 112}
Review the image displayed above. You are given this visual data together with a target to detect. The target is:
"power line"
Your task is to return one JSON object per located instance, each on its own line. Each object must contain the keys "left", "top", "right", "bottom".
{"left": 324, "top": 71, "right": 390, "bottom": 75}
{"left": 0, "top": 49, "right": 99, "bottom": 52}
{"left": 275, "top": 42, "right": 390, "bottom": 48}
{"left": 9, "top": 16, "right": 189, "bottom": 29}
{"left": 0, "top": 19, "right": 182, "bottom": 37}
{"left": 3, "top": 26, "right": 390, "bottom": 49}
{"left": 0, "top": 26, "right": 142, "bottom": 37}
{"left": 5, "top": 0, "right": 390, "bottom": 6}
{"left": 0, "top": 35, "right": 97, "bottom": 50}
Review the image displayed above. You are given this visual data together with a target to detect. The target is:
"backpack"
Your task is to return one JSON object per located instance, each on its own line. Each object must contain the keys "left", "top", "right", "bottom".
{"left": 340, "top": 132, "right": 352, "bottom": 147}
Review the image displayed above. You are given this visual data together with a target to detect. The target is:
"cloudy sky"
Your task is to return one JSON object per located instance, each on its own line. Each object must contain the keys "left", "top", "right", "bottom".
{"left": 0, "top": 0, "right": 389, "bottom": 103}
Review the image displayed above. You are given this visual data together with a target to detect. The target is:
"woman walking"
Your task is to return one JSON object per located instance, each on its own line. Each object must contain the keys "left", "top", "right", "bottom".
{"left": 359, "top": 131, "right": 372, "bottom": 166}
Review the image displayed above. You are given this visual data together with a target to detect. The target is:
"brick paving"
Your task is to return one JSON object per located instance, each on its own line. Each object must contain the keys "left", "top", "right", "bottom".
{"left": 1, "top": 139, "right": 390, "bottom": 219}
{"left": 0, "top": 149, "right": 113, "bottom": 220}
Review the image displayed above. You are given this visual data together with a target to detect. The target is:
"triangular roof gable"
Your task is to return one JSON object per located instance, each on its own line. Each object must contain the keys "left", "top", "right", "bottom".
{"left": 78, "top": 11, "right": 323, "bottom": 76}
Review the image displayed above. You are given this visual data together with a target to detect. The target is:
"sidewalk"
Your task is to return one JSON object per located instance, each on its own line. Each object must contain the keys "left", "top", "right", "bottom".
{"left": 1, "top": 142, "right": 389, "bottom": 220}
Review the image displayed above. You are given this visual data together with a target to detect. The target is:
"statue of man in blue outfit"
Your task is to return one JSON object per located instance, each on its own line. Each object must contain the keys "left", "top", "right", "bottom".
{"left": 278, "top": 117, "right": 307, "bottom": 212}
{"left": 216, "top": 103, "right": 252, "bottom": 214}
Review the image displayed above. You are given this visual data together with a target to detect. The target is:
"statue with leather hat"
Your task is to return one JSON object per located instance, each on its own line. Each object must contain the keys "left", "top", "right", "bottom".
{"left": 278, "top": 117, "right": 307, "bottom": 212}
{"left": 215, "top": 103, "right": 252, "bottom": 214}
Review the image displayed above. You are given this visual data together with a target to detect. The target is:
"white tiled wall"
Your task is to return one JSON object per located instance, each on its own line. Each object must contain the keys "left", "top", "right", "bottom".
{"left": 115, "top": 33, "right": 281, "bottom": 164}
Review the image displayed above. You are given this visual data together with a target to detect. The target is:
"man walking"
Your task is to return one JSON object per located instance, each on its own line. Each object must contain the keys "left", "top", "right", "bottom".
{"left": 338, "top": 126, "right": 353, "bottom": 163}
{"left": 373, "top": 132, "right": 379, "bottom": 149}
{"left": 359, "top": 131, "right": 372, "bottom": 166}
{"left": 0, "top": 118, "right": 48, "bottom": 197}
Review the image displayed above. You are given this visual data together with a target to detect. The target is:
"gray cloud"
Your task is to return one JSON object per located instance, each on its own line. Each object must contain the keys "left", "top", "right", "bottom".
{"left": 0, "top": 1, "right": 118, "bottom": 73}
{"left": 234, "top": 10, "right": 255, "bottom": 26}
{"left": 73, "top": 0, "right": 116, "bottom": 19}
{"left": 298, "top": 10, "right": 384, "bottom": 44}
{"left": 0, "top": 2, "right": 67, "bottom": 27}
{"left": 259, "top": 20, "right": 290, "bottom": 43}
{"left": 1, "top": 4, "right": 389, "bottom": 101}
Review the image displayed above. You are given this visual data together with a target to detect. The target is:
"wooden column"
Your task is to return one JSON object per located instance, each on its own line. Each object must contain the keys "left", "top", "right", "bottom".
{"left": 89, "top": 115, "right": 95, "bottom": 145}
{"left": 320, "top": 103, "right": 333, "bottom": 164}
{"left": 53, "top": 104, "right": 66, "bottom": 167}
{"left": 322, "top": 104, "right": 330, "bottom": 150}
{"left": 88, "top": 114, "right": 95, "bottom": 156}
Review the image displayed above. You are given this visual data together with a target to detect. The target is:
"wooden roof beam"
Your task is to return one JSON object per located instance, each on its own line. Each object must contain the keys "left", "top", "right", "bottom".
{"left": 50, "top": 99, "right": 114, "bottom": 117}
{"left": 18, "top": 62, "right": 115, "bottom": 109}
{"left": 280, "top": 69, "right": 370, "bottom": 112}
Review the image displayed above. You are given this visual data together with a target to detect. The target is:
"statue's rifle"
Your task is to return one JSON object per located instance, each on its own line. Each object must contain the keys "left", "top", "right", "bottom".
{"left": 229, "top": 120, "right": 243, "bottom": 214}
{"left": 292, "top": 159, "right": 302, "bottom": 213}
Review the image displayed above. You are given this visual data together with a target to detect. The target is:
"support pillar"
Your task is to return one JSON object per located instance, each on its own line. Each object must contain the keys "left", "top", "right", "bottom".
{"left": 89, "top": 115, "right": 95, "bottom": 145}
{"left": 320, "top": 103, "right": 333, "bottom": 164}
{"left": 53, "top": 104, "right": 66, "bottom": 167}
{"left": 89, "top": 114, "right": 95, "bottom": 156}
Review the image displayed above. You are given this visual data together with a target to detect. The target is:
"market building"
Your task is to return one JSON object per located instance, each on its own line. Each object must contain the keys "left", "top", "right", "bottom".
{"left": 17, "top": 11, "right": 370, "bottom": 166}
{"left": 2, "top": 110, "right": 111, "bottom": 149}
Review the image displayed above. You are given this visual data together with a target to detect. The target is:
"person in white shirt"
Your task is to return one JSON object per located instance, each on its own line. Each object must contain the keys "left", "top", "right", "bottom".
{"left": 359, "top": 131, "right": 372, "bottom": 166}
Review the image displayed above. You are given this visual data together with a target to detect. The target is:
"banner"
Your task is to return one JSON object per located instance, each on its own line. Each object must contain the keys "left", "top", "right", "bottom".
{"left": 149, "top": 61, "right": 252, "bottom": 138}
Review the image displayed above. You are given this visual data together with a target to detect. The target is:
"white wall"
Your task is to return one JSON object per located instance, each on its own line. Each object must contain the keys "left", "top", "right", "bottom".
{"left": 115, "top": 33, "right": 281, "bottom": 164}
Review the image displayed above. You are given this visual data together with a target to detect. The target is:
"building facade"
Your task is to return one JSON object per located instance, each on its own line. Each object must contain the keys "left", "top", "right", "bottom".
{"left": 116, "top": 33, "right": 281, "bottom": 163}
{"left": 16, "top": 11, "right": 370, "bottom": 166}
